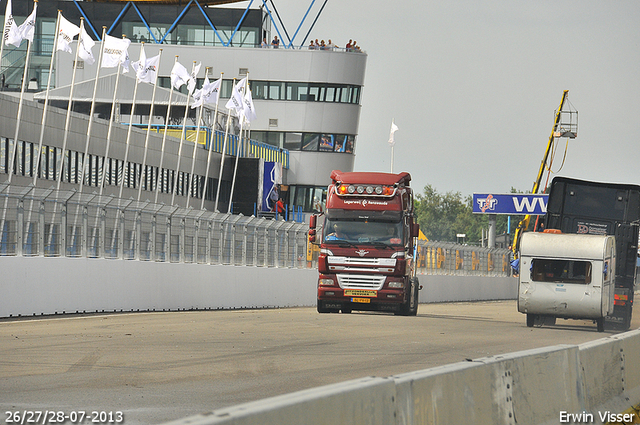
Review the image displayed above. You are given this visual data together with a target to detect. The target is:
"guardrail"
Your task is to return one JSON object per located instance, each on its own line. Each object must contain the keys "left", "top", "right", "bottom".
{"left": 160, "top": 330, "right": 640, "bottom": 425}
{"left": 1, "top": 182, "right": 512, "bottom": 277}
{"left": 0, "top": 183, "right": 308, "bottom": 268}
{"left": 417, "top": 241, "right": 512, "bottom": 277}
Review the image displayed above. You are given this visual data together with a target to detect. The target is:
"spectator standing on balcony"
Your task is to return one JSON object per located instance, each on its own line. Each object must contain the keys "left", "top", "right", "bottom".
{"left": 346, "top": 39, "right": 353, "bottom": 51}
{"left": 261, "top": 37, "right": 268, "bottom": 48}
{"left": 308, "top": 40, "right": 316, "bottom": 50}
{"left": 320, "top": 40, "right": 327, "bottom": 50}
{"left": 271, "top": 36, "right": 280, "bottom": 48}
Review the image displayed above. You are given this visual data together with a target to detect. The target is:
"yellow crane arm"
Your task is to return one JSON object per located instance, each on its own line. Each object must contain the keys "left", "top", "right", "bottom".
{"left": 512, "top": 90, "right": 569, "bottom": 257}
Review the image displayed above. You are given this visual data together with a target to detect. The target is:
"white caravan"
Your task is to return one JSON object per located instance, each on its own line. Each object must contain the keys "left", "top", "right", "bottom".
{"left": 517, "top": 231, "right": 615, "bottom": 332}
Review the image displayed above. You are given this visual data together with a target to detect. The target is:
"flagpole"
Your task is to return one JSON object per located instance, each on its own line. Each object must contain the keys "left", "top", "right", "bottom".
{"left": 1, "top": 0, "right": 35, "bottom": 251}
{"left": 137, "top": 48, "right": 163, "bottom": 202}
{"left": 56, "top": 16, "right": 83, "bottom": 186}
{"left": 78, "top": 25, "right": 106, "bottom": 194}
{"left": 389, "top": 118, "right": 397, "bottom": 174}
{"left": 33, "top": 11, "right": 63, "bottom": 185}
{"left": 227, "top": 114, "right": 244, "bottom": 214}
{"left": 70, "top": 23, "right": 103, "bottom": 257}
{"left": 201, "top": 71, "right": 223, "bottom": 210}
{"left": 155, "top": 55, "right": 179, "bottom": 204}
{"left": 214, "top": 77, "right": 235, "bottom": 212}
{"left": 0, "top": 0, "right": 14, "bottom": 75}
{"left": 118, "top": 42, "right": 144, "bottom": 201}
{"left": 7, "top": 0, "right": 37, "bottom": 184}
{"left": 228, "top": 74, "right": 249, "bottom": 214}
{"left": 99, "top": 35, "right": 127, "bottom": 195}
{"left": 171, "top": 61, "right": 197, "bottom": 206}
{"left": 390, "top": 145, "right": 394, "bottom": 174}
{"left": 185, "top": 66, "right": 210, "bottom": 209}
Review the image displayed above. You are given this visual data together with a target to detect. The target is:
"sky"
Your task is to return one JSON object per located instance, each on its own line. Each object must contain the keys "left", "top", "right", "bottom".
{"left": 241, "top": 0, "right": 640, "bottom": 198}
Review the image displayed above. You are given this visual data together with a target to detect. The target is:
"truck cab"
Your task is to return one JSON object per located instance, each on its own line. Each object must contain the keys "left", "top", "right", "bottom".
{"left": 309, "top": 170, "right": 421, "bottom": 315}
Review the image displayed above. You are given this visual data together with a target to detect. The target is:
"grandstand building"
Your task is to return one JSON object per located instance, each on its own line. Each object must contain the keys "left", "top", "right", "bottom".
{"left": 0, "top": 0, "right": 366, "bottom": 217}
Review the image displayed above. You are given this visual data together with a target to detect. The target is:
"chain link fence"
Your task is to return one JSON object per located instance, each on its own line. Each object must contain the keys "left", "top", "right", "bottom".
{"left": 0, "top": 183, "right": 308, "bottom": 268}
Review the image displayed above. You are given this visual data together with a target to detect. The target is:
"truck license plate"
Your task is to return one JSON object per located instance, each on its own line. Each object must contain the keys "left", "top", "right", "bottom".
{"left": 351, "top": 297, "right": 371, "bottom": 303}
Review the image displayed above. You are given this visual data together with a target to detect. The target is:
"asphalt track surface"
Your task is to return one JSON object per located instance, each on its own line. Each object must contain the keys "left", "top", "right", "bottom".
{"left": 1, "top": 301, "right": 638, "bottom": 424}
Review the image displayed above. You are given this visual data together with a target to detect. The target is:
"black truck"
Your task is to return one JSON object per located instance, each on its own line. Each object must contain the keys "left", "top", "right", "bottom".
{"left": 544, "top": 176, "right": 640, "bottom": 330}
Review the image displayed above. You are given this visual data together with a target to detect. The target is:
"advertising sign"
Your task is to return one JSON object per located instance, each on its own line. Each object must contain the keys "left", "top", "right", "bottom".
{"left": 472, "top": 194, "right": 548, "bottom": 215}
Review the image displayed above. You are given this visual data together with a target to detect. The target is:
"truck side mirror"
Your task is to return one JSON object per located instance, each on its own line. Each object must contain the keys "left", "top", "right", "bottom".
{"left": 309, "top": 214, "right": 317, "bottom": 230}
{"left": 412, "top": 222, "right": 420, "bottom": 238}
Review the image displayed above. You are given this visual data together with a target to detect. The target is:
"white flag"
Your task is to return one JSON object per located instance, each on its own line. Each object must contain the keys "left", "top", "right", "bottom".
{"left": 78, "top": 21, "right": 95, "bottom": 65}
{"left": 225, "top": 77, "right": 247, "bottom": 115}
{"left": 191, "top": 86, "right": 204, "bottom": 109}
{"left": 170, "top": 61, "right": 191, "bottom": 91}
{"left": 16, "top": 2, "right": 36, "bottom": 44}
{"left": 56, "top": 14, "right": 80, "bottom": 54}
{"left": 188, "top": 62, "right": 201, "bottom": 94}
{"left": 203, "top": 77, "right": 221, "bottom": 106}
{"left": 6, "top": 1, "right": 36, "bottom": 47}
{"left": 388, "top": 120, "right": 398, "bottom": 146}
{"left": 191, "top": 76, "right": 221, "bottom": 109}
{"left": 242, "top": 85, "right": 257, "bottom": 123}
{"left": 101, "top": 34, "right": 131, "bottom": 69}
{"left": 132, "top": 46, "right": 159, "bottom": 84}
{"left": 131, "top": 44, "right": 145, "bottom": 76}
{"left": 2, "top": 0, "right": 17, "bottom": 46}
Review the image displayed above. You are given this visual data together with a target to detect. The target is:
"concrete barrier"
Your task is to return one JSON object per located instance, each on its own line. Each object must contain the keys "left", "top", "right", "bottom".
{"left": 394, "top": 345, "right": 582, "bottom": 425}
{"left": 159, "top": 333, "right": 640, "bottom": 425}
{"left": 0, "top": 257, "right": 516, "bottom": 318}
{"left": 578, "top": 330, "right": 640, "bottom": 424}
{"left": 160, "top": 377, "right": 397, "bottom": 425}
{"left": 0, "top": 256, "right": 318, "bottom": 317}
{"left": 417, "top": 274, "right": 518, "bottom": 303}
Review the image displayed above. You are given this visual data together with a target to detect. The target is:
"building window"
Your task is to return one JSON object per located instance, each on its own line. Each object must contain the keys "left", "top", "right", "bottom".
{"left": 302, "top": 134, "right": 320, "bottom": 151}
{"left": 284, "top": 133, "right": 302, "bottom": 151}
{"left": 289, "top": 185, "right": 327, "bottom": 213}
{"left": 319, "top": 134, "right": 333, "bottom": 152}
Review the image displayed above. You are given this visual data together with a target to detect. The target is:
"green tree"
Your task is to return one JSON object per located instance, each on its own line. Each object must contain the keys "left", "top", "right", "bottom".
{"left": 415, "top": 185, "right": 470, "bottom": 242}
{"left": 415, "top": 185, "right": 529, "bottom": 244}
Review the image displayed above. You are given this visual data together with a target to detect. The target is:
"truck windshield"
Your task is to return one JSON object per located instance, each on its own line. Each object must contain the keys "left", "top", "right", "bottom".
{"left": 323, "top": 219, "right": 404, "bottom": 245}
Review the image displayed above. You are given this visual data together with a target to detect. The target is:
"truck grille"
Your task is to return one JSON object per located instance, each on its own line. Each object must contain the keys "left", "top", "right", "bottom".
{"left": 328, "top": 257, "right": 396, "bottom": 267}
{"left": 337, "top": 274, "right": 386, "bottom": 290}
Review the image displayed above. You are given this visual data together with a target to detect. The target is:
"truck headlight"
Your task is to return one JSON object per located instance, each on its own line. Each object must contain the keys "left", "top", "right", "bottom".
{"left": 319, "top": 278, "right": 334, "bottom": 286}
{"left": 388, "top": 281, "right": 404, "bottom": 288}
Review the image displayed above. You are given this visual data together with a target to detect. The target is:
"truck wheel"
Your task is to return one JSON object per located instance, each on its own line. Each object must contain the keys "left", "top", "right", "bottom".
{"left": 409, "top": 277, "right": 419, "bottom": 316}
{"left": 317, "top": 301, "right": 338, "bottom": 314}
{"left": 397, "top": 279, "right": 417, "bottom": 316}
{"left": 596, "top": 317, "right": 605, "bottom": 333}
{"left": 526, "top": 314, "right": 535, "bottom": 327}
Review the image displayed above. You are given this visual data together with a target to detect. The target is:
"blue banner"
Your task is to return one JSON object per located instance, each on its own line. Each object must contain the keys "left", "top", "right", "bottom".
{"left": 262, "top": 162, "right": 278, "bottom": 212}
{"left": 472, "top": 194, "right": 548, "bottom": 215}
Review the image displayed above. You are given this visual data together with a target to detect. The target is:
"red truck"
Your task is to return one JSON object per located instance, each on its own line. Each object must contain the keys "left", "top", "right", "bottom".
{"left": 308, "top": 170, "right": 421, "bottom": 315}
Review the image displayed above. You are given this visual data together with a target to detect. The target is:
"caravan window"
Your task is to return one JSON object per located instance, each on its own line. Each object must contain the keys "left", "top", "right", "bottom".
{"left": 531, "top": 259, "right": 592, "bottom": 284}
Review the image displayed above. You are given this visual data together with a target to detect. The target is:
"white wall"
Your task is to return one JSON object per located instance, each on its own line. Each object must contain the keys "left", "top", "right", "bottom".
{"left": 0, "top": 257, "right": 516, "bottom": 318}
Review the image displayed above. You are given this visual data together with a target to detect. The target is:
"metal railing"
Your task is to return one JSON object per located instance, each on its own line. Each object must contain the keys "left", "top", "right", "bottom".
{"left": 416, "top": 241, "right": 512, "bottom": 277}
{"left": 1, "top": 182, "right": 512, "bottom": 276}
{"left": 0, "top": 183, "right": 308, "bottom": 268}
